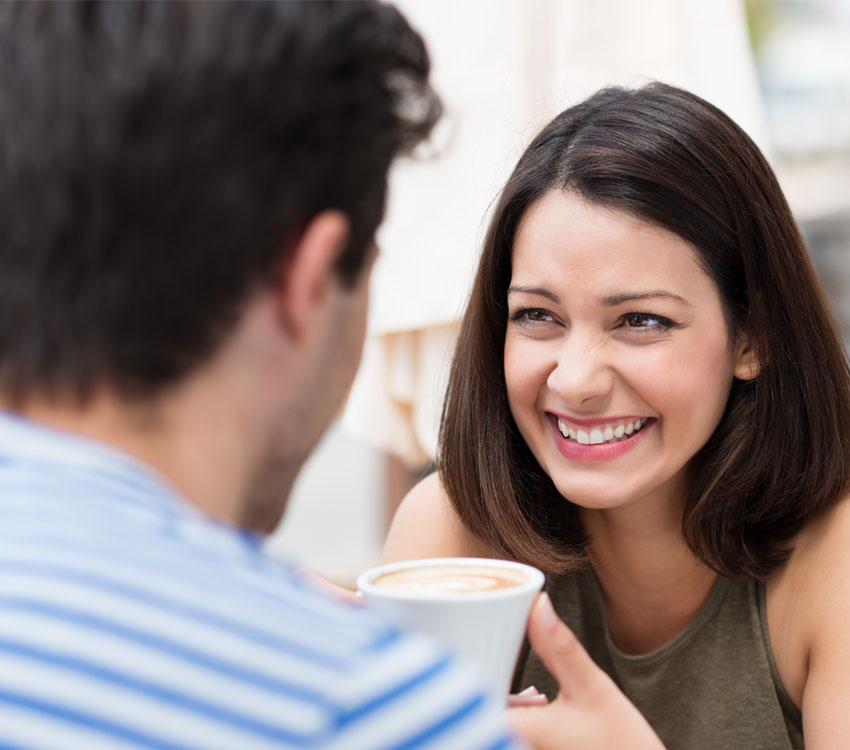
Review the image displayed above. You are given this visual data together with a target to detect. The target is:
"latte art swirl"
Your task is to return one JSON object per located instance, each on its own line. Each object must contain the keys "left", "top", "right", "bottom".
{"left": 371, "top": 565, "right": 527, "bottom": 594}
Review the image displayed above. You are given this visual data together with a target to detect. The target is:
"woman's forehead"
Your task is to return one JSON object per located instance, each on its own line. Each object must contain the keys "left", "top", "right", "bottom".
{"left": 510, "top": 191, "right": 715, "bottom": 301}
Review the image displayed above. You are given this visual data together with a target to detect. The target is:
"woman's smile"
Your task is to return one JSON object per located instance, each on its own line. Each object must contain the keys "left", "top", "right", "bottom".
{"left": 547, "top": 413, "right": 654, "bottom": 462}
{"left": 553, "top": 413, "right": 651, "bottom": 444}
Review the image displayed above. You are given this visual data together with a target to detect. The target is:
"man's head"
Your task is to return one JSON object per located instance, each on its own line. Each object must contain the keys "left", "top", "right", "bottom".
{"left": 0, "top": 0, "right": 439, "bottom": 529}
{"left": 0, "top": 0, "right": 438, "bottom": 401}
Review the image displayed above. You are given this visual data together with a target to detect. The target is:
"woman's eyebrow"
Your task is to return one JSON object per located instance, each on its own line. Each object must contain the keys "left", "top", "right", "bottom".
{"left": 507, "top": 285, "right": 560, "bottom": 303}
{"left": 507, "top": 286, "right": 690, "bottom": 308}
{"left": 602, "top": 290, "right": 691, "bottom": 307}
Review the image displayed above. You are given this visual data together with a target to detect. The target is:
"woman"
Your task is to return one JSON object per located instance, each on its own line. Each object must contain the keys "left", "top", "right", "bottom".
{"left": 383, "top": 83, "right": 850, "bottom": 749}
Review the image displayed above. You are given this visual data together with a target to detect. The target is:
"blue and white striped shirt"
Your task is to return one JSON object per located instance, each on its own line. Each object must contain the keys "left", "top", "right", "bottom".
{"left": 0, "top": 412, "right": 521, "bottom": 750}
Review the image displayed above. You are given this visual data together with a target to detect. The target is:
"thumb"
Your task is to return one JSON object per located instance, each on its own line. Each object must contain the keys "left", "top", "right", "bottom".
{"left": 527, "top": 592, "right": 603, "bottom": 700}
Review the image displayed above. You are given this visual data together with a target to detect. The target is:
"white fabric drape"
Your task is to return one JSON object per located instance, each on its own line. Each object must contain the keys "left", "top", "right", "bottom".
{"left": 342, "top": 0, "right": 768, "bottom": 467}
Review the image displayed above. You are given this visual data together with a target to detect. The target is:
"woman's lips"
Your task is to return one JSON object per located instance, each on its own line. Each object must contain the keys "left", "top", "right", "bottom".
{"left": 547, "top": 413, "right": 654, "bottom": 462}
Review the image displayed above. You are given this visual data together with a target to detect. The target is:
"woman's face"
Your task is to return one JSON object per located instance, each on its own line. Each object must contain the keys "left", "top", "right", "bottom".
{"left": 504, "top": 190, "right": 753, "bottom": 512}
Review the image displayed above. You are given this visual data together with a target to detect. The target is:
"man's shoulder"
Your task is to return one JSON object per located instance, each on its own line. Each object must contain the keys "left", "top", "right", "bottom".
{"left": 0, "top": 514, "right": 519, "bottom": 750}
{"left": 1, "top": 491, "right": 393, "bottom": 656}
{"left": 0, "top": 468, "right": 519, "bottom": 750}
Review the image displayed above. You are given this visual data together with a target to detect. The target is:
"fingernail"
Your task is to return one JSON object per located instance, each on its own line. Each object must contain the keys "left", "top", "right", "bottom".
{"left": 537, "top": 592, "right": 558, "bottom": 630}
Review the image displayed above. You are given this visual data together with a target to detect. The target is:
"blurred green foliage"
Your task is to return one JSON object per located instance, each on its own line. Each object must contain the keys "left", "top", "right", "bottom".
{"left": 743, "top": 0, "right": 779, "bottom": 54}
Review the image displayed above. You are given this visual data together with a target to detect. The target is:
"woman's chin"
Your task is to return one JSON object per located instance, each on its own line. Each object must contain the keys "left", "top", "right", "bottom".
{"left": 549, "top": 473, "right": 650, "bottom": 511}
{"left": 560, "top": 491, "right": 635, "bottom": 511}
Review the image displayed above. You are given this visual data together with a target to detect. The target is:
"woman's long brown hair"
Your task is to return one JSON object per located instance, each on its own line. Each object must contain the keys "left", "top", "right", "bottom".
{"left": 438, "top": 83, "right": 850, "bottom": 579}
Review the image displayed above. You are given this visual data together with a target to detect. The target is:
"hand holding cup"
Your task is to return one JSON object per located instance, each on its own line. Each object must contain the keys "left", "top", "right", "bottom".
{"left": 508, "top": 594, "right": 666, "bottom": 750}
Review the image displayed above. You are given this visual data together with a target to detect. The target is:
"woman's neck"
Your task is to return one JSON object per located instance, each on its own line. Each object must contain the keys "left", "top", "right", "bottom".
{"left": 580, "top": 490, "right": 718, "bottom": 655}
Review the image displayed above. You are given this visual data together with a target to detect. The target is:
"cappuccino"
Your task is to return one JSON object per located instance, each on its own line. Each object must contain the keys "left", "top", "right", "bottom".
{"left": 371, "top": 564, "right": 527, "bottom": 595}
{"left": 359, "top": 558, "right": 545, "bottom": 695}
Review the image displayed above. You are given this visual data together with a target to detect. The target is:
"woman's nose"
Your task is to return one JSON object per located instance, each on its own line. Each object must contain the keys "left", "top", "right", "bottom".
{"left": 546, "top": 338, "right": 614, "bottom": 408}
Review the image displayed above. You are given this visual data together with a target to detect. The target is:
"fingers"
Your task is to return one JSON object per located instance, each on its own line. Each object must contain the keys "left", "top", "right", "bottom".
{"left": 526, "top": 592, "right": 602, "bottom": 700}
{"left": 507, "top": 685, "right": 550, "bottom": 707}
{"left": 297, "top": 567, "right": 364, "bottom": 606}
{"left": 506, "top": 702, "right": 551, "bottom": 748}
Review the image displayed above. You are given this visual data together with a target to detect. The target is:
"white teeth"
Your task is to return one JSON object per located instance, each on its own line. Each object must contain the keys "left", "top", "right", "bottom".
{"left": 557, "top": 416, "right": 651, "bottom": 445}
{"left": 558, "top": 419, "right": 569, "bottom": 438}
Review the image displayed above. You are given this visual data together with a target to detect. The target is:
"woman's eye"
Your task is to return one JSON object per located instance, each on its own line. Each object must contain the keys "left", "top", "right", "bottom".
{"left": 510, "top": 308, "right": 554, "bottom": 325}
{"left": 621, "top": 312, "right": 675, "bottom": 331}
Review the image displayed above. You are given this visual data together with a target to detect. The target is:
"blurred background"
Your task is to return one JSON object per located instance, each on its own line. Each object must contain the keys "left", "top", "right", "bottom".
{"left": 265, "top": 0, "right": 850, "bottom": 584}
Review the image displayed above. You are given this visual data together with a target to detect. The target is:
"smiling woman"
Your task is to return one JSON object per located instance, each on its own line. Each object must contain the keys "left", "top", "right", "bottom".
{"left": 382, "top": 83, "right": 850, "bottom": 749}
{"left": 504, "top": 191, "right": 755, "bottom": 508}
{"left": 433, "top": 84, "right": 849, "bottom": 583}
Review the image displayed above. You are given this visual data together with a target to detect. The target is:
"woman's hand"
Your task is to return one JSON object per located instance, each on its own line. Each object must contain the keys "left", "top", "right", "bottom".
{"left": 508, "top": 685, "right": 550, "bottom": 708}
{"left": 297, "top": 567, "right": 363, "bottom": 606}
{"left": 508, "top": 594, "right": 665, "bottom": 750}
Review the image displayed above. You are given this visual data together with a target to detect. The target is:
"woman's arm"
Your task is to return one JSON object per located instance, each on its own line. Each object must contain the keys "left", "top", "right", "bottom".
{"left": 382, "top": 471, "right": 492, "bottom": 563}
{"left": 792, "top": 495, "right": 850, "bottom": 747}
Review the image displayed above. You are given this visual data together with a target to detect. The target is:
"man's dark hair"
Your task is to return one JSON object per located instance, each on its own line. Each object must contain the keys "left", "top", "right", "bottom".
{"left": 0, "top": 0, "right": 440, "bottom": 402}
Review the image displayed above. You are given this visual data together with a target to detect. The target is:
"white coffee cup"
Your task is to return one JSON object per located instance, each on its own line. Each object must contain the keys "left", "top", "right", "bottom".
{"left": 357, "top": 557, "right": 545, "bottom": 695}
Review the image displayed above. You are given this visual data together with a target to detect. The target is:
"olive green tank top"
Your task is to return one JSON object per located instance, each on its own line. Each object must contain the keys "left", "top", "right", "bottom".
{"left": 514, "top": 573, "right": 804, "bottom": 750}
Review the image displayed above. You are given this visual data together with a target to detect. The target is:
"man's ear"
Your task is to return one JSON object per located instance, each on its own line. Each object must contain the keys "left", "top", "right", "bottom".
{"left": 276, "top": 210, "right": 350, "bottom": 342}
{"left": 733, "top": 335, "right": 761, "bottom": 381}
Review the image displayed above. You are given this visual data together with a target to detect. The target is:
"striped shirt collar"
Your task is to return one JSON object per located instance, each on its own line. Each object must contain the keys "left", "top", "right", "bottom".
{"left": 0, "top": 409, "right": 191, "bottom": 518}
{"left": 0, "top": 410, "right": 268, "bottom": 561}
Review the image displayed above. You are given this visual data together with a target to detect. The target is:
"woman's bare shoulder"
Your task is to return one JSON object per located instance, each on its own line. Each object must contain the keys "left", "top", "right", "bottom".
{"left": 779, "top": 492, "right": 850, "bottom": 740}
{"left": 381, "top": 471, "right": 491, "bottom": 563}
{"left": 766, "top": 493, "right": 850, "bottom": 712}
{"left": 788, "top": 491, "right": 850, "bottom": 579}
{"left": 773, "top": 493, "right": 850, "bottom": 628}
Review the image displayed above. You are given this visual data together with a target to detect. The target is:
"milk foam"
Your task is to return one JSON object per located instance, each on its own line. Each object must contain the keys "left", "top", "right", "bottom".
{"left": 371, "top": 565, "right": 527, "bottom": 594}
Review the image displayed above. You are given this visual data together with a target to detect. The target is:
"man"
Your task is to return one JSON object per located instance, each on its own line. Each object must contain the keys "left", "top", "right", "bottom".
{"left": 0, "top": 2, "right": 663, "bottom": 749}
